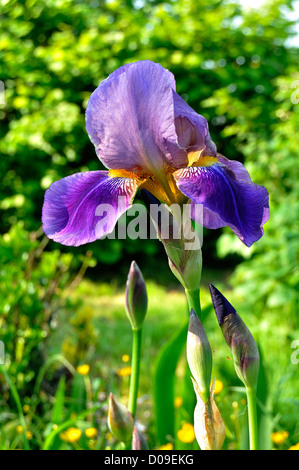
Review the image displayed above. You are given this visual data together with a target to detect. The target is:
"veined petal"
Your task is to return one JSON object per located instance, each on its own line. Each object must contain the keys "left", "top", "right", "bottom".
{"left": 42, "top": 171, "right": 142, "bottom": 246}
{"left": 86, "top": 60, "right": 179, "bottom": 174}
{"left": 174, "top": 160, "right": 269, "bottom": 247}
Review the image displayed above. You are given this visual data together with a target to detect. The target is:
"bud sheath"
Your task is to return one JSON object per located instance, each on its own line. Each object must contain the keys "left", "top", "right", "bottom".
{"left": 125, "top": 261, "right": 148, "bottom": 330}
{"left": 108, "top": 393, "right": 134, "bottom": 444}
{"left": 187, "top": 309, "right": 212, "bottom": 403}
{"left": 209, "top": 284, "right": 260, "bottom": 390}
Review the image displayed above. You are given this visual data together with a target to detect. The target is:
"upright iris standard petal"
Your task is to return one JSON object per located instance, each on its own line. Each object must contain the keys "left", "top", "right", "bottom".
{"left": 172, "top": 92, "right": 217, "bottom": 158}
{"left": 174, "top": 160, "right": 269, "bottom": 247}
{"left": 86, "top": 60, "right": 184, "bottom": 173}
{"left": 42, "top": 171, "right": 141, "bottom": 246}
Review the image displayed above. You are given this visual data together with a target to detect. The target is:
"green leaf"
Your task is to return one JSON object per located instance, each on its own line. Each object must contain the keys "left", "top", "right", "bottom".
{"left": 51, "top": 376, "right": 66, "bottom": 425}
{"left": 70, "top": 373, "right": 86, "bottom": 414}
{"left": 153, "top": 320, "right": 188, "bottom": 446}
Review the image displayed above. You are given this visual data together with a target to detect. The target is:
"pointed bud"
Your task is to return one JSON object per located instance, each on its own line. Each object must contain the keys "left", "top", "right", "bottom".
{"left": 125, "top": 261, "right": 148, "bottom": 330}
{"left": 209, "top": 284, "right": 260, "bottom": 390}
{"left": 192, "top": 378, "right": 225, "bottom": 450}
{"left": 141, "top": 189, "right": 202, "bottom": 291}
{"left": 108, "top": 393, "right": 134, "bottom": 443}
{"left": 187, "top": 309, "right": 212, "bottom": 403}
{"left": 132, "top": 426, "right": 148, "bottom": 450}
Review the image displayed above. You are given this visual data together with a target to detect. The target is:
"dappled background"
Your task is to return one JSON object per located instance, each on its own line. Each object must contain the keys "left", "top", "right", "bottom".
{"left": 0, "top": 0, "right": 298, "bottom": 450}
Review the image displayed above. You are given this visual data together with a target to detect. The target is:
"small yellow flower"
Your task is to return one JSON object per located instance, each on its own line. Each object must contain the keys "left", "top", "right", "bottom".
{"left": 23, "top": 404, "right": 30, "bottom": 413}
{"left": 159, "top": 443, "right": 174, "bottom": 450}
{"left": 16, "top": 425, "right": 24, "bottom": 434}
{"left": 76, "top": 364, "right": 90, "bottom": 375}
{"left": 60, "top": 427, "right": 82, "bottom": 443}
{"left": 26, "top": 430, "right": 33, "bottom": 440}
{"left": 177, "top": 423, "right": 195, "bottom": 443}
{"left": 271, "top": 430, "right": 289, "bottom": 445}
{"left": 116, "top": 366, "right": 132, "bottom": 377}
{"left": 85, "top": 427, "right": 97, "bottom": 439}
{"left": 16, "top": 425, "right": 32, "bottom": 440}
{"left": 122, "top": 354, "right": 130, "bottom": 363}
{"left": 174, "top": 396, "right": 183, "bottom": 408}
{"left": 214, "top": 379, "right": 223, "bottom": 395}
{"left": 289, "top": 443, "right": 299, "bottom": 450}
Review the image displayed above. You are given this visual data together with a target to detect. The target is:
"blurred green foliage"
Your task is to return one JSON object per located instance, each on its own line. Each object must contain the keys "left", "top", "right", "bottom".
{"left": 0, "top": 222, "right": 94, "bottom": 392}
{"left": 0, "top": 0, "right": 298, "bottom": 451}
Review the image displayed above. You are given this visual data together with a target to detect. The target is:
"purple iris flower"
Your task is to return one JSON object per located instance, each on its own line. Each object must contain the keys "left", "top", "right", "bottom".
{"left": 42, "top": 60, "right": 269, "bottom": 247}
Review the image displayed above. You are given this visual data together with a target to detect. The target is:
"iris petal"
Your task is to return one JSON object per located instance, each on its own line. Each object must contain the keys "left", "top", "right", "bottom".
{"left": 42, "top": 171, "right": 141, "bottom": 246}
{"left": 173, "top": 92, "right": 217, "bottom": 156}
{"left": 86, "top": 60, "right": 179, "bottom": 173}
{"left": 174, "top": 161, "right": 269, "bottom": 247}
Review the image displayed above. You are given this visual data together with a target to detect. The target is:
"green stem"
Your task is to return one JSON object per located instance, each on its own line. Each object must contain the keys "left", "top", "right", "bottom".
{"left": 185, "top": 288, "right": 201, "bottom": 319}
{"left": 128, "top": 328, "right": 142, "bottom": 418}
{"left": 246, "top": 386, "right": 259, "bottom": 450}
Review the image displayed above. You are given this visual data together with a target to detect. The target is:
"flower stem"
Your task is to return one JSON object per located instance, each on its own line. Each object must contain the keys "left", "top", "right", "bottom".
{"left": 185, "top": 288, "right": 201, "bottom": 319}
{"left": 246, "top": 386, "right": 259, "bottom": 450}
{"left": 128, "top": 328, "right": 142, "bottom": 418}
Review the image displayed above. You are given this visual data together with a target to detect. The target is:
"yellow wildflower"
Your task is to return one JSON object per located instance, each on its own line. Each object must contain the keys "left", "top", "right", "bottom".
{"left": 26, "top": 430, "right": 33, "bottom": 440}
{"left": 76, "top": 364, "right": 90, "bottom": 375}
{"left": 271, "top": 430, "right": 289, "bottom": 445}
{"left": 213, "top": 379, "right": 223, "bottom": 395}
{"left": 60, "top": 427, "right": 82, "bottom": 443}
{"left": 122, "top": 354, "right": 130, "bottom": 363}
{"left": 85, "top": 427, "right": 97, "bottom": 439}
{"left": 16, "top": 425, "right": 24, "bottom": 434}
{"left": 174, "top": 396, "right": 183, "bottom": 408}
{"left": 289, "top": 443, "right": 299, "bottom": 450}
{"left": 177, "top": 423, "right": 195, "bottom": 443}
{"left": 23, "top": 404, "right": 30, "bottom": 413}
{"left": 159, "top": 443, "right": 174, "bottom": 450}
{"left": 116, "top": 366, "right": 132, "bottom": 377}
{"left": 16, "top": 425, "right": 32, "bottom": 440}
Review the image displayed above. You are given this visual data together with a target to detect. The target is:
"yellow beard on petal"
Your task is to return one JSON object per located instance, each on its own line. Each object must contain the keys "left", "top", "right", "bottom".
{"left": 108, "top": 169, "right": 146, "bottom": 181}
{"left": 187, "top": 150, "right": 202, "bottom": 166}
{"left": 108, "top": 167, "right": 186, "bottom": 206}
{"left": 187, "top": 151, "right": 218, "bottom": 167}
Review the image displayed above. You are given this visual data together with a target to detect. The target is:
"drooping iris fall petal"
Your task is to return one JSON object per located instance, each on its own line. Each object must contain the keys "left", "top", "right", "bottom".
{"left": 42, "top": 171, "right": 142, "bottom": 246}
{"left": 174, "top": 159, "right": 269, "bottom": 247}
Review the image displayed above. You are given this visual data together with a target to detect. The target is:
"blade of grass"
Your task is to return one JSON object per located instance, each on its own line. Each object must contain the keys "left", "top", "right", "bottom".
{"left": 0, "top": 365, "right": 30, "bottom": 450}
{"left": 51, "top": 376, "right": 66, "bottom": 425}
{"left": 42, "top": 405, "right": 101, "bottom": 450}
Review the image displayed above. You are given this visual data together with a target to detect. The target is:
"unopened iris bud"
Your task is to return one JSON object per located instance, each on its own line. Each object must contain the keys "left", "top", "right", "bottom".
{"left": 192, "top": 378, "right": 225, "bottom": 450}
{"left": 209, "top": 284, "right": 260, "bottom": 390}
{"left": 132, "top": 426, "right": 148, "bottom": 450}
{"left": 125, "top": 261, "right": 148, "bottom": 330}
{"left": 187, "top": 309, "right": 212, "bottom": 403}
{"left": 108, "top": 393, "right": 134, "bottom": 443}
